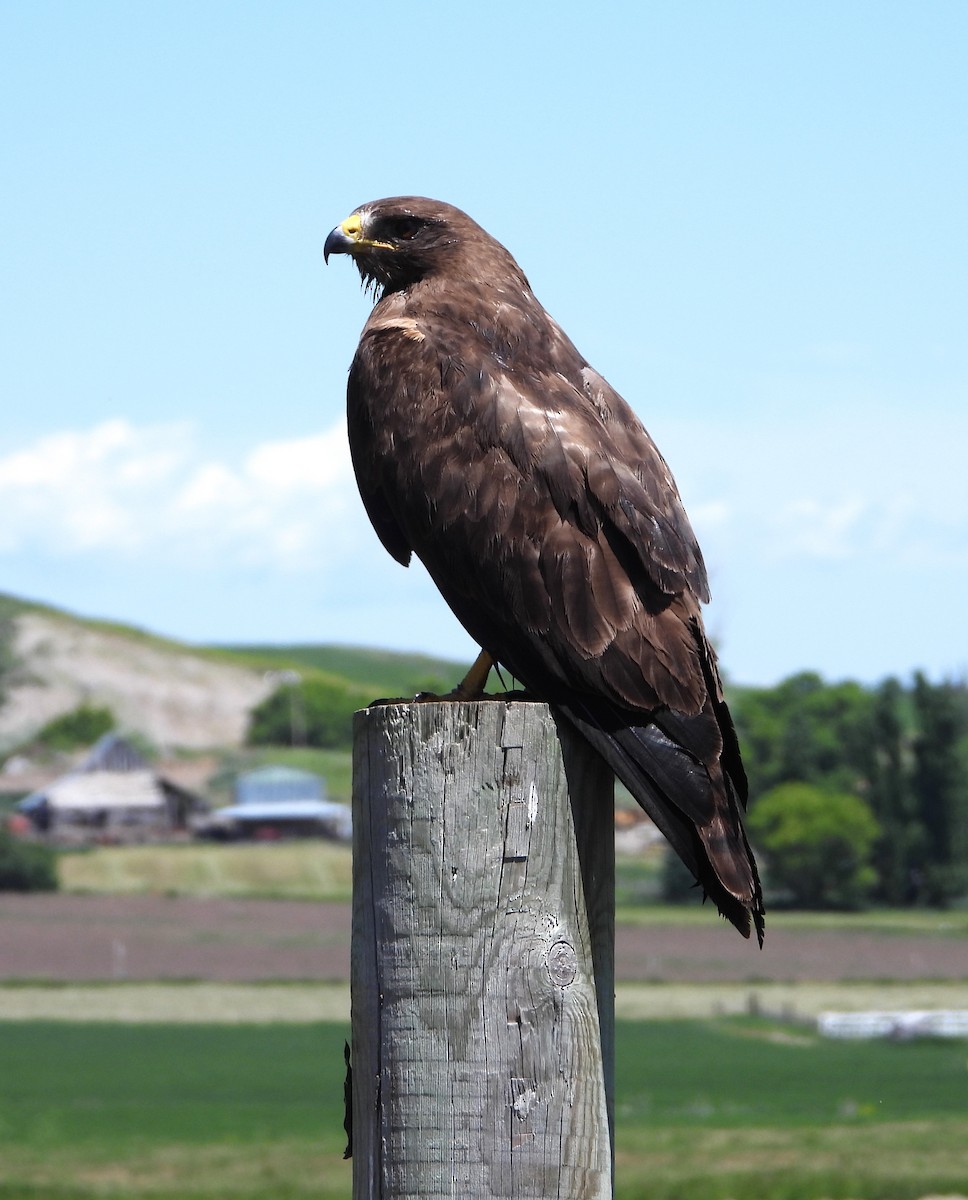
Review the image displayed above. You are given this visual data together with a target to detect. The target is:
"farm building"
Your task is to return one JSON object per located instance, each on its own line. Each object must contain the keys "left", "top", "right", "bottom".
{"left": 198, "top": 765, "right": 351, "bottom": 841}
{"left": 16, "top": 733, "right": 208, "bottom": 841}
{"left": 236, "top": 765, "right": 328, "bottom": 807}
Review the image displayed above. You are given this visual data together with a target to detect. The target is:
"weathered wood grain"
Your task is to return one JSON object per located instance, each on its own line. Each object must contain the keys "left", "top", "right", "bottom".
{"left": 351, "top": 701, "right": 614, "bottom": 1200}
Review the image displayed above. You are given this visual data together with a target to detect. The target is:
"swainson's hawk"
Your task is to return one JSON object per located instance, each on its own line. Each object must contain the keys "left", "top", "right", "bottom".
{"left": 325, "top": 197, "right": 763, "bottom": 942}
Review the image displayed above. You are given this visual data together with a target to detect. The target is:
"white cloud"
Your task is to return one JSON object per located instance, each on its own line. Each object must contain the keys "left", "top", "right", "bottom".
{"left": 658, "top": 402, "right": 968, "bottom": 573}
{"left": 769, "top": 497, "right": 869, "bottom": 561}
{"left": 245, "top": 425, "right": 350, "bottom": 490}
{"left": 1, "top": 399, "right": 965, "bottom": 685}
{"left": 688, "top": 499, "right": 731, "bottom": 530}
{"left": 3, "top": 403, "right": 965, "bottom": 584}
{"left": 172, "top": 463, "right": 247, "bottom": 514}
{"left": 0, "top": 417, "right": 360, "bottom": 568}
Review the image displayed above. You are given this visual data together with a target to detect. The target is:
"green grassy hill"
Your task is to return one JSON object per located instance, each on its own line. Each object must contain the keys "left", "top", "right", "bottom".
{"left": 0, "top": 589, "right": 466, "bottom": 701}
{"left": 216, "top": 642, "right": 466, "bottom": 698}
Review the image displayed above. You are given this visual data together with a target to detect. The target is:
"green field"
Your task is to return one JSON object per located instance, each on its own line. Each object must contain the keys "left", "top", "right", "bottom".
{"left": 0, "top": 1022, "right": 349, "bottom": 1199}
{"left": 612, "top": 901, "right": 968, "bottom": 937}
{"left": 58, "top": 841, "right": 354, "bottom": 901}
{"left": 0, "top": 1018, "right": 966, "bottom": 1199}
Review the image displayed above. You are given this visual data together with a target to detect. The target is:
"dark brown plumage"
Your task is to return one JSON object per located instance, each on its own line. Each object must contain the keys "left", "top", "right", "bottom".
{"left": 324, "top": 196, "right": 764, "bottom": 943}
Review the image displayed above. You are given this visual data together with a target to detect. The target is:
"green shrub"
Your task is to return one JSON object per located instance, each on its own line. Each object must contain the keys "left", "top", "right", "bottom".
{"left": 0, "top": 826, "right": 58, "bottom": 891}
{"left": 921, "top": 862, "right": 968, "bottom": 907}
{"left": 247, "top": 677, "right": 371, "bottom": 749}
{"left": 34, "top": 704, "right": 115, "bottom": 752}
{"left": 659, "top": 845, "right": 702, "bottom": 905}
{"left": 747, "top": 782, "right": 880, "bottom": 909}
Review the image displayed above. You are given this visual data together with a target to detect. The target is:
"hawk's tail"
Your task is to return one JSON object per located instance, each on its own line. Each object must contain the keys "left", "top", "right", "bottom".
{"left": 554, "top": 697, "right": 765, "bottom": 945}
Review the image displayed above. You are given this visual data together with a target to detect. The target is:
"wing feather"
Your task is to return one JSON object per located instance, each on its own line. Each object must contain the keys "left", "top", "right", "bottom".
{"left": 539, "top": 523, "right": 616, "bottom": 658}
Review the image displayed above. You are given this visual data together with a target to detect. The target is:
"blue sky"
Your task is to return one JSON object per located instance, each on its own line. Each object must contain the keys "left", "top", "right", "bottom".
{"left": 1, "top": 1, "right": 965, "bottom": 686}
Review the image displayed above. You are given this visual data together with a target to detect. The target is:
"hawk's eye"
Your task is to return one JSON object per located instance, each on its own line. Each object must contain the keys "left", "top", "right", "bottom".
{"left": 393, "top": 217, "right": 424, "bottom": 241}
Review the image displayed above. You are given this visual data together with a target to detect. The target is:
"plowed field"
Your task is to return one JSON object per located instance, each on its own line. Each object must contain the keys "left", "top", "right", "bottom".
{"left": 2, "top": 894, "right": 967, "bottom": 983}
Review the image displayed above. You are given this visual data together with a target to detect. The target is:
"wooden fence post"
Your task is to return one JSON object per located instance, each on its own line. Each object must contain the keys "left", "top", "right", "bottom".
{"left": 351, "top": 701, "right": 614, "bottom": 1200}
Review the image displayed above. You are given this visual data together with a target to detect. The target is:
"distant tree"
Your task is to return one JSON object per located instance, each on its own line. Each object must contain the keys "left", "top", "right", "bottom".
{"left": 34, "top": 704, "right": 115, "bottom": 752}
{"left": 247, "top": 677, "right": 371, "bottom": 749}
{"left": 910, "top": 673, "right": 968, "bottom": 905}
{"left": 864, "top": 677, "right": 923, "bottom": 905}
{"left": 0, "top": 826, "right": 58, "bottom": 892}
{"left": 730, "top": 670, "right": 968, "bottom": 909}
{"left": 747, "top": 782, "right": 880, "bottom": 910}
{"left": 732, "top": 672, "right": 874, "bottom": 798}
{"left": 659, "top": 844, "right": 702, "bottom": 905}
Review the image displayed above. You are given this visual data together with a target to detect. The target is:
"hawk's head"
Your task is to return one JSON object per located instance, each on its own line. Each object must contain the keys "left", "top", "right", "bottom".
{"left": 324, "top": 196, "right": 524, "bottom": 298}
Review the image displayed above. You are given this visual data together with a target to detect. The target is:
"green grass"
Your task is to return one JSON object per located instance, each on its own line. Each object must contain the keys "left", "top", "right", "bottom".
{"left": 0, "top": 1018, "right": 966, "bottom": 1199}
{"left": 0, "top": 1017, "right": 964, "bottom": 1200}
{"left": 614, "top": 1122, "right": 968, "bottom": 1200}
{"left": 58, "top": 841, "right": 353, "bottom": 901}
{"left": 0, "top": 1023, "right": 346, "bottom": 1148}
{"left": 0, "top": 1022, "right": 351, "bottom": 1199}
{"left": 616, "top": 1018, "right": 968, "bottom": 1126}
{"left": 615, "top": 901, "right": 968, "bottom": 937}
{"left": 614, "top": 1018, "right": 968, "bottom": 1198}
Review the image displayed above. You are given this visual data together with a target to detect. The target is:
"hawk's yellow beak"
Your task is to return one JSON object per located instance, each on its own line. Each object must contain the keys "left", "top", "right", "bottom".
{"left": 324, "top": 212, "right": 394, "bottom": 262}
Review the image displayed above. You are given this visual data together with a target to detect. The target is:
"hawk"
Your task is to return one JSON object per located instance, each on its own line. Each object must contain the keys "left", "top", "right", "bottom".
{"left": 325, "top": 197, "right": 763, "bottom": 942}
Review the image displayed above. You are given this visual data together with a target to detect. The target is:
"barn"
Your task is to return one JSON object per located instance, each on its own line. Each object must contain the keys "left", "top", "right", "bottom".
{"left": 17, "top": 733, "right": 208, "bottom": 841}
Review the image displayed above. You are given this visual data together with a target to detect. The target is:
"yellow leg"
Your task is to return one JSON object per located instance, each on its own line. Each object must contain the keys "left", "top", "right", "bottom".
{"left": 449, "top": 649, "right": 495, "bottom": 700}
{"left": 370, "top": 649, "right": 497, "bottom": 708}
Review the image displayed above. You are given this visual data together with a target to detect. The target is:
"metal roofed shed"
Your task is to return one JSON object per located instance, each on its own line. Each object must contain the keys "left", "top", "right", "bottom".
{"left": 235, "top": 765, "right": 327, "bottom": 806}
{"left": 195, "top": 764, "right": 351, "bottom": 842}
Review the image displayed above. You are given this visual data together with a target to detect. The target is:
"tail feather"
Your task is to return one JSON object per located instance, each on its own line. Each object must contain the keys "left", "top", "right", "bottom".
{"left": 555, "top": 696, "right": 765, "bottom": 946}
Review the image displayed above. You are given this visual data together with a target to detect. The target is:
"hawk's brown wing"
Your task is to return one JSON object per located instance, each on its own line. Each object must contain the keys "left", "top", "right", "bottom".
{"left": 347, "top": 292, "right": 763, "bottom": 941}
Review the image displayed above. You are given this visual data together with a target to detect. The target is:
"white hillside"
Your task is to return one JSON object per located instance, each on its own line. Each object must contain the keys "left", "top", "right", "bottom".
{"left": 0, "top": 610, "right": 273, "bottom": 752}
